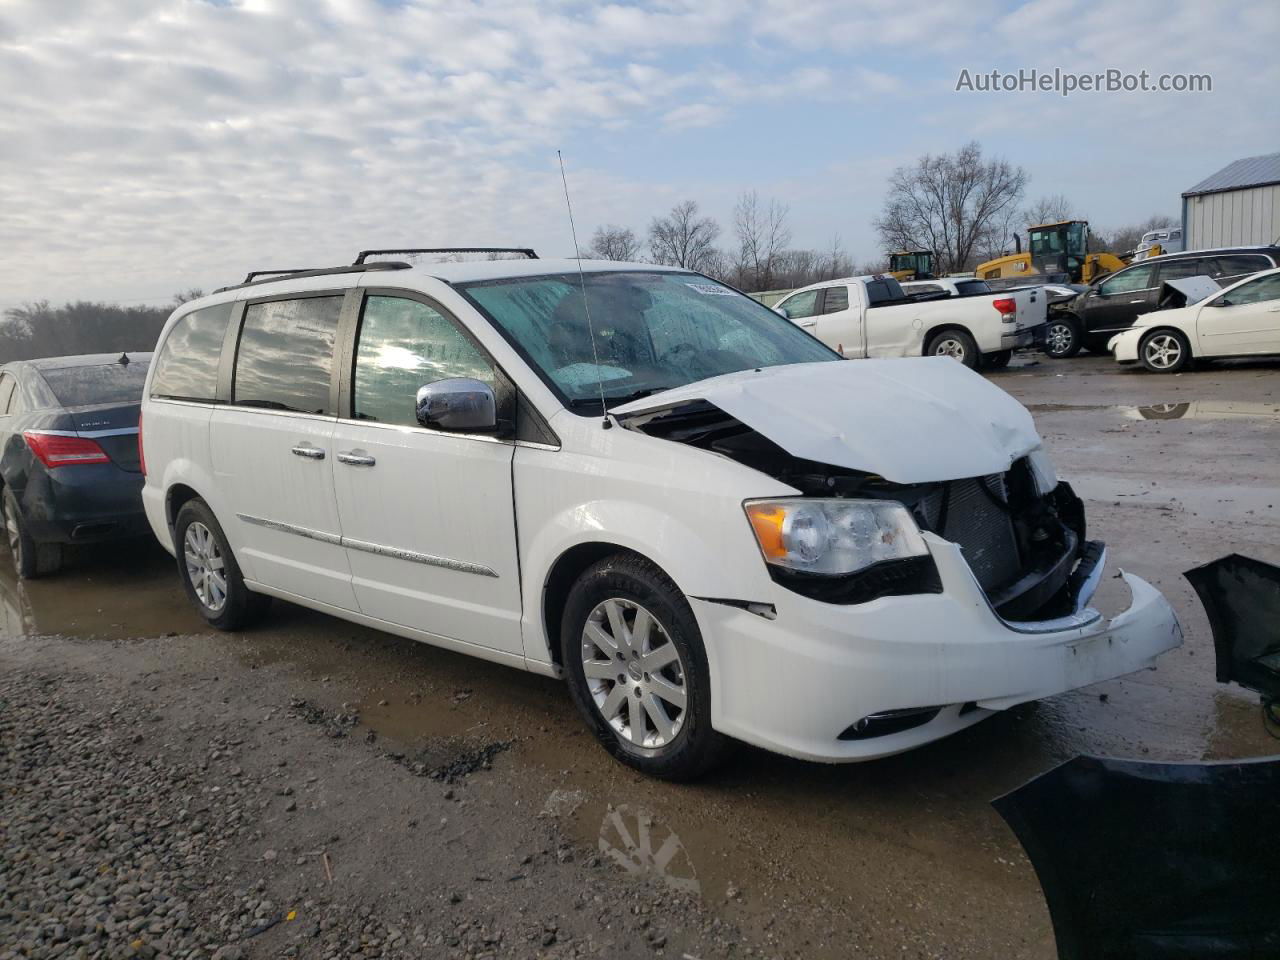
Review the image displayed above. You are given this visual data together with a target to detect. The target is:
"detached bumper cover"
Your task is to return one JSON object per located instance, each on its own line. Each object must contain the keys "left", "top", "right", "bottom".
{"left": 696, "top": 533, "right": 1182, "bottom": 762}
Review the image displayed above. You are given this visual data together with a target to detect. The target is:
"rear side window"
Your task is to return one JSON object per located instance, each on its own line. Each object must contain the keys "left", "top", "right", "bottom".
{"left": 822, "top": 286, "right": 850, "bottom": 313}
{"left": 1212, "top": 255, "right": 1272, "bottom": 278}
{"left": 40, "top": 360, "right": 150, "bottom": 407}
{"left": 150, "top": 303, "right": 233, "bottom": 401}
{"left": 954, "top": 280, "right": 991, "bottom": 295}
{"left": 353, "top": 296, "right": 496, "bottom": 428}
{"left": 234, "top": 296, "right": 342, "bottom": 415}
{"left": 1156, "top": 259, "right": 1212, "bottom": 283}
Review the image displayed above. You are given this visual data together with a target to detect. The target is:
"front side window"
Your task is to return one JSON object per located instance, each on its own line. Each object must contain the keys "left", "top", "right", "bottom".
{"left": 234, "top": 296, "right": 342, "bottom": 415}
{"left": 1221, "top": 273, "right": 1280, "bottom": 306}
{"left": 822, "top": 286, "right": 850, "bottom": 313}
{"left": 778, "top": 289, "right": 819, "bottom": 320}
{"left": 353, "top": 296, "right": 496, "bottom": 427}
{"left": 459, "top": 271, "right": 835, "bottom": 411}
{"left": 1099, "top": 264, "right": 1155, "bottom": 295}
{"left": 40, "top": 360, "right": 150, "bottom": 407}
{"left": 151, "top": 302, "right": 233, "bottom": 401}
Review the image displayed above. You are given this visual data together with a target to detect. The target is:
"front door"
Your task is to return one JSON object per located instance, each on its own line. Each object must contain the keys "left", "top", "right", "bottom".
{"left": 210, "top": 292, "right": 357, "bottom": 611}
{"left": 1197, "top": 273, "right": 1280, "bottom": 355}
{"left": 1083, "top": 263, "right": 1157, "bottom": 335}
{"left": 330, "top": 291, "right": 524, "bottom": 657}
{"left": 813, "top": 285, "right": 863, "bottom": 357}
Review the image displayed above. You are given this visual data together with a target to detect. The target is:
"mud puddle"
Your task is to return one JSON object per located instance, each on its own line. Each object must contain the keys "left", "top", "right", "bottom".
{"left": 1025, "top": 400, "right": 1280, "bottom": 421}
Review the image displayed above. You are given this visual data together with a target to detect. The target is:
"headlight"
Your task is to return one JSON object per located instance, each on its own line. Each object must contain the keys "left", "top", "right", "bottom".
{"left": 744, "top": 498, "right": 929, "bottom": 576}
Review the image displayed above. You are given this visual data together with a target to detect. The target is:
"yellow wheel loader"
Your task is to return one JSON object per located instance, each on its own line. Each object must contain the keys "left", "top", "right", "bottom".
{"left": 975, "top": 220, "right": 1127, "bottom": 285}
{"left": 887, "top": 250, "right": 936, "bottom": 282}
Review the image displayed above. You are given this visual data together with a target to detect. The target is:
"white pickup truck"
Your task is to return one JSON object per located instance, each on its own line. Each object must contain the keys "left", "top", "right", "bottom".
{"left": 775, "top": 275, "right": 1046, "bottom": 369}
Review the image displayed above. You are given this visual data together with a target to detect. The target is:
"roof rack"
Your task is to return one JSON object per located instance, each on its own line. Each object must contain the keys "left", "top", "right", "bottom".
{"left": 244, "top": 268, "right": 320, "bottom": 283}
{"left": 353, "top": 247, "right": 538, "bottom": 265}
{"left": 213, "top": 261, "right": 412, "bottom": 295}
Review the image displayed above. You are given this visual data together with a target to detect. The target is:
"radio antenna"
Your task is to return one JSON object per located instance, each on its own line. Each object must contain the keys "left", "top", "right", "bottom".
{"left": 557, "top": 150, "right": 611, "bottom": 430}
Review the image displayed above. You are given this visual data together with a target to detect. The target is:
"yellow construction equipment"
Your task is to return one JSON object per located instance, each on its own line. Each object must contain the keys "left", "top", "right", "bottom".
{"left": 887, "top": 250, "right": 936, "bottom": 282}
{"left": 974, "top": 220, "right": 1127, "bottom": 284}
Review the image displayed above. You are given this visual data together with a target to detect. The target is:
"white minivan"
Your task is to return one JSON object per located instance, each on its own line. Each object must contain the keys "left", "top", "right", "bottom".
{"left": 140, "top": 252, "right": 1182, "bottom": 779}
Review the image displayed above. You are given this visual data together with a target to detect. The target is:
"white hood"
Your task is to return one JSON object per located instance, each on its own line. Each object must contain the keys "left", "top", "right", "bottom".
{"left": 612, "top": 358, "right": 1042, "bottom": 484}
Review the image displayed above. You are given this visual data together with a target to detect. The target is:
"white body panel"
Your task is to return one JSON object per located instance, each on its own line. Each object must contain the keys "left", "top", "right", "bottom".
{"left": 779, "top": 276, "right": 1046, "bottom": 359}
{"left": 141, "top": 257, "right": 1181, "bottom": 764}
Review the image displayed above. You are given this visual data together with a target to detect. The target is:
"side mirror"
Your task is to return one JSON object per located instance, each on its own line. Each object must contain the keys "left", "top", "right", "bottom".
{"left": 1213, "top": 298, "right": 1231, "bottom": 308}
{"left": 415, "top": 378, "right": 496, "bottom": 432}
{"left": 774, "top": 306, "right": 790, "bottom": 318}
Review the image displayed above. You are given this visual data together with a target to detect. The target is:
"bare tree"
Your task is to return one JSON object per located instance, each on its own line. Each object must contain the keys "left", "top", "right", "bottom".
{"left": 733, "top": 190, "right": 792, "bottom": 291}
{"left": 1093, "top": 214, "right": 1179, "bottom": 256}
{"left": 648, "top": 201, "right": 721, "bottom": 272}
{"left": 874, "top": 141, "right": 1028, "bottom": 273}
{"left": 1023, "top": 194, "right": 1076, "bottom": 229}
{"left": 584, "top": 225, "right": 641, "bottom": 261}
{"left": 172, "top": 289, "right": 205, "bottom": 305}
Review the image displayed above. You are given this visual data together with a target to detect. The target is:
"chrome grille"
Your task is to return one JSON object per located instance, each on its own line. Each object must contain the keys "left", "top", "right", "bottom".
{"left": 920, "top": 474, "right": 1020, "bottom": 591}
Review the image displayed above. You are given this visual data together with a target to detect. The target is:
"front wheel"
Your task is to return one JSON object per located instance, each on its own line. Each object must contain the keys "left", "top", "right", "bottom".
{"left": 561, "top": 553, "right": 727, "bottom": 780}
{"left": 174, "top": 499, "right": 270, "bottom": 630}
{"left": 1043, "top": 315, "right": 1083, "bottom": 358}
{"left": 926, "top": 329, "right": 980, "bottom": 369}
{"left": 1140, "top": 329, "right": 1192, "bottom": 373}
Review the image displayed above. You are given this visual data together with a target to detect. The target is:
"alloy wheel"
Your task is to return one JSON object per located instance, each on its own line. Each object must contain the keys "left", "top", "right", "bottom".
{"left": 1143, "top": 334, "right": 1183, "bottom": 370}
{"left": 184, "top": 521, "right": 228, "bottom": 612}
{"left": 580, "top": 598, "right": 687, "bottom": 750}
{"left": 1046, "top": 322, "right": 1074, "bottom": 355}
{"left": 933, "top": 337, "right": 966, "bottom": 361}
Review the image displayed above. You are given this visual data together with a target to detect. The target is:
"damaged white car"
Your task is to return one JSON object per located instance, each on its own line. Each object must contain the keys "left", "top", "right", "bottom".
{"left": 141, "top": 254, "right": 1183, "bottom": 780}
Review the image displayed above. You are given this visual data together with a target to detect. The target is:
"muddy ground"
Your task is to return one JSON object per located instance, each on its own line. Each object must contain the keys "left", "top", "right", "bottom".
{"left": 2, "top": 354, "right": 1278, "bottom": 959}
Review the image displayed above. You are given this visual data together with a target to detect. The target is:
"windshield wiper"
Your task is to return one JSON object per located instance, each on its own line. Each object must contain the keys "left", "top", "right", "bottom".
{"left": 567, "top": 386, "right": 672, "bottom": 412}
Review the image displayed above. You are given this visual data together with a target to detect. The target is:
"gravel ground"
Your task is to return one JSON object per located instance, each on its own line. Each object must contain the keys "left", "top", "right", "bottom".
{"left": 0, "top": 638, "right": 760, "bottom": 960}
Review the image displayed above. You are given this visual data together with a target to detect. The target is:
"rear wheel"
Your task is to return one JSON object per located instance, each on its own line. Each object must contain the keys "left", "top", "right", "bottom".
{"left": 561, "top": 553, "right": 727, "bottom": 780}
{"left": 175, "top": 499, "right": 269, "bottom": 630}
{"left": 3, "top": 489, "right": 62, "bottom": 579}
{"left": 1139, "top": 329, "right": 1192, "bottom": 373}
{"left": 926, "top": 329, "right": 980, "bottom": 369}
{"left": 1043, "top": 315, "right": 1083, "bottom": 358}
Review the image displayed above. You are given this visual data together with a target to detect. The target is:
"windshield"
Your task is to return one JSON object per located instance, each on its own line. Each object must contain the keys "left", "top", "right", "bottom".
{"left": 458, "top": 271, "right": 837, "bottom": 411}
{"left": 40, "top": 360, "right": 150, "bottom": 407}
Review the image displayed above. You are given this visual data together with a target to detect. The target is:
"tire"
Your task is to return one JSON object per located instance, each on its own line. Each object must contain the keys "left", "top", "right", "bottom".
{"left": 926, "top": 329, "right": 980, "bottom": 369}
{"left": 1043, "top": 315, "right": 1083, "bottom": 359}
{"left": 174, "top": 499, "right": 269, "bottom": 630}
{"left": 985, "top": 350, "right": 1012, "bottom": 370}
{"left": 1139, "top": 328, "right": 1193, "bottom": 373}
{"left": 560, "top": 552, "right": 727, "bottom": 780}
{"left": 3, "top": 489, "right": 62, "bottom": 579}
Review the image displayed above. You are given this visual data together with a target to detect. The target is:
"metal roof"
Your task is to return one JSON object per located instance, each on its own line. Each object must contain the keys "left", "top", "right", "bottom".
{"left": 1183, "top": 151, "right": 1280, "bottom": 197}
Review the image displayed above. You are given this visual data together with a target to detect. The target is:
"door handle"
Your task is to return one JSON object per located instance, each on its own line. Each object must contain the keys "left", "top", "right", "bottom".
{"left": 798, "top": 319, "right": 817, "bottom": 328}
{"left": 291, "top": 445, "right": 325, "bottom": 460}
{"left": 336, "top": 451, "right": 376, "bottom": 467}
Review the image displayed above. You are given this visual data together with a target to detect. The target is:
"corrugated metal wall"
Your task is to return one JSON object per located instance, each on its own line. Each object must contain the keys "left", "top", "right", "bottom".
{"left": 1183, "top": 184, "right": 1280, "bottom": 250}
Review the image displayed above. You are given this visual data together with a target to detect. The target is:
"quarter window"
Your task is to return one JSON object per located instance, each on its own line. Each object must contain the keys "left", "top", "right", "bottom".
{"left": 1212, "top": 255, "right": 1271, "bottom": 279}
{"left": 151, "top": 302, "right": 234, "bottom": 401}
{"left": 234, "top": 296, "right": 342, "bottom": 415}
{"left": 0, "top": 375, "right": 15, "bottom": 415}
{"left": 822, "top": 286, "right": 850, "bottom": 313}
{"left": 353, "top": 296, "right": 495, "bottom": 428}
{"left": 1099, "top": 264, "right": 1155, "bottom": 295}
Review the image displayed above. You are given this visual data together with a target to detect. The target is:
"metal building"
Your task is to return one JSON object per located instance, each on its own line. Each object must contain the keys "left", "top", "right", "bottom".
{"left": 1181, "top": 151, "right": 1280, "bottom": 250}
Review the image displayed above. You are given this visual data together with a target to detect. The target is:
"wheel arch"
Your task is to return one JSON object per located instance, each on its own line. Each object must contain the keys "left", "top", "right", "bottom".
{"left": 165, "top": 482, "right": 204, "bottom": 534}
{"left": 1139, "top": 325, "right": 1195, "bottom": 356}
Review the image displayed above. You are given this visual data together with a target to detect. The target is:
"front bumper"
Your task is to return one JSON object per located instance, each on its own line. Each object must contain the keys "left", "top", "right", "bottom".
{"left": 695, "top": 532, "right": 1182, "bottom": 762}
{"left": 1108, "top": 329, "right": 1143, "bottom": 363}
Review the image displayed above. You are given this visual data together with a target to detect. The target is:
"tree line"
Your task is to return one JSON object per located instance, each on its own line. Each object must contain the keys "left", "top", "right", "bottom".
{"left": 0, "top": 291, "right": 202, "bottom": 365}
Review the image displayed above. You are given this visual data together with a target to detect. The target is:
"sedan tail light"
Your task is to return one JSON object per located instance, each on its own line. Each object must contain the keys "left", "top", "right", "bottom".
{"left": 992, "top": 297, "right": 1018, "bottom": 323}
{"left": 23, "top": 432, "right": 111, "bottom": 468}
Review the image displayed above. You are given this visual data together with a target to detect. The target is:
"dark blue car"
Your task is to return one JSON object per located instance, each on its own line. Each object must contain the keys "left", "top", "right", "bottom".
{"left": 0, "top": 353, "right": 151, "bottom": 578}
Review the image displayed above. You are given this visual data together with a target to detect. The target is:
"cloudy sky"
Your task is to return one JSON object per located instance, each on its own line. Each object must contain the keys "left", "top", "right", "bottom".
{"left": 1, "top": 0, "right": 1277, "bottom": 312}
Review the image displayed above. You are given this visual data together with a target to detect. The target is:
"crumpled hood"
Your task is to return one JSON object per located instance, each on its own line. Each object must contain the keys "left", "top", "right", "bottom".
{"left": 611, "top": 358, "right": 1041, "bottom": 484}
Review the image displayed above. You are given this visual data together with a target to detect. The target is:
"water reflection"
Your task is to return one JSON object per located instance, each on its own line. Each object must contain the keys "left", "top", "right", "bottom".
{"left": 1126, "top": 401, "right": 1280, "bottom": 421}
{"left": 597, "top": 804, "right": 700, "bottom": 896}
